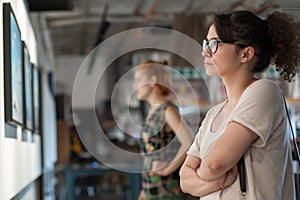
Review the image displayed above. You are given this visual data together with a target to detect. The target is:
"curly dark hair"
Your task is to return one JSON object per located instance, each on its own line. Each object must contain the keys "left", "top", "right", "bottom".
{"left": 213, "top": 10, "right": 300, "bottom": 82}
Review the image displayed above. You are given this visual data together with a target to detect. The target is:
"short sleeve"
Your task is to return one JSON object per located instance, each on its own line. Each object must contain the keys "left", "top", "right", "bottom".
{"left": 230, "top": 80, "right": 283, "bottom": 147}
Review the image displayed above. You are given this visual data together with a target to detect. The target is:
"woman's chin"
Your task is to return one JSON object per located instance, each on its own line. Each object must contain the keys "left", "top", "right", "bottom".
{"left": 136, "top": 95, "right": 144, "bottom": 101}
{"left": 205, "top": 68, "right": 220, "bottom": 77}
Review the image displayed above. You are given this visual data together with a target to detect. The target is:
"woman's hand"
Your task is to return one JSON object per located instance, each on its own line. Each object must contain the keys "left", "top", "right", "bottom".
{"left": 197, "top": 165, "right": 238, "bottom": 189}
{"left": 221, "top": 166, "right": 239, "bottom": 189}
{"left": 180, "top": 155, "right": 238, "bottom": 196}
{"left": 151, "top": 160, "right": 168, "bottom": 176}
{"left": 152, "top": 160, "right": 167, "bottom": 170}
{"left": 138, "top": 190, "right": 146, "bottom": 200}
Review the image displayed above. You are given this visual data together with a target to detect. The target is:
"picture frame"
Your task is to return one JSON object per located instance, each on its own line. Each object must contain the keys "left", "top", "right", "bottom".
{"left": 33, "top": 66, "right": 40, "bottom": 132}
{"left": 3, "top": 3, "right": 24, "bottom": 126}
{"left": 22, "top": 42, "right": 34, "bottom": 130}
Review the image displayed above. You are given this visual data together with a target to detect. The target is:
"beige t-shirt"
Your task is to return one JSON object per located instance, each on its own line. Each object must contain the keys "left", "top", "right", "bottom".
{"left": 187, "top": 79, "right": 295, "bottom": 200}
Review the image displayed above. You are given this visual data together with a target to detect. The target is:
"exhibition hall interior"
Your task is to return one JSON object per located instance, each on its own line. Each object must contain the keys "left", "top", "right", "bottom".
{"left": 0, "top": 0, "right": 299, "bottom": 199}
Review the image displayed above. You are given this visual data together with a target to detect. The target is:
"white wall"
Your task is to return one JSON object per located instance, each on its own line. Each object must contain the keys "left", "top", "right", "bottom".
{"left": 29, "top": 5, "right": 57, "bottom": 171}
{"left": 0, "top": 0, "right": 42, "bottom": 199}
{"left": 42, "top": 72, "right": 57, "bottom": 169}
{"left": 19, "top": 183, "right": 37, "bottom": 200}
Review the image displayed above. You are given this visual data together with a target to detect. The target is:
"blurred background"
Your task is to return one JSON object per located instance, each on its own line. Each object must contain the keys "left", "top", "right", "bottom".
{"left": 0, "top": 0, "right": 300, "bottom": 199}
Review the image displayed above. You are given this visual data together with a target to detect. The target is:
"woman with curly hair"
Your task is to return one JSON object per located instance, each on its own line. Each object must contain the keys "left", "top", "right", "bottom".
{"left": 180, "top": 10, "right": 300, "bottom": 199}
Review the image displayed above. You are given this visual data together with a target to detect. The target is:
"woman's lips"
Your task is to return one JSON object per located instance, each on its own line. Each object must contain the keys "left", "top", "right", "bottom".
{"left": 204, "top": 62, "right": 213, "bottom": 67}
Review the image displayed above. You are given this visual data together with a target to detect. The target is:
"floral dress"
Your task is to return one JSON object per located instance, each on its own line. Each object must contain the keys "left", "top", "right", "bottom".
{"left": 140, "top": 101, "right": 184, "bottom": 200}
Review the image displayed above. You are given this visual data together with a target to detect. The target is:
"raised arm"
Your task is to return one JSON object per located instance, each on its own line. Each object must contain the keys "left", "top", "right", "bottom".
{"left": 151, "top": 106, "right": 193, "bottom": 176}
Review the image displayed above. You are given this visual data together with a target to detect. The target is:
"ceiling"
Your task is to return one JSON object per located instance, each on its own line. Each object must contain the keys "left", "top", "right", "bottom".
{"left": 36, "top": 0, "right": 300, "bottom": 56}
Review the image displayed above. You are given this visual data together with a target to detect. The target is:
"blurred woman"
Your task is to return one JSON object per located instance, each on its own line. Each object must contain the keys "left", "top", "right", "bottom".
{"left": 134, "top": 60, "right": 194, "bottom": 200}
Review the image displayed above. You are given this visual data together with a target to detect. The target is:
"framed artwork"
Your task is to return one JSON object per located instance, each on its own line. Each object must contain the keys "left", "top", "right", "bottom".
{"left": 48, "top": 72, "right": 55, "bottom": 99}
{"left": 33, "top": 66, "right": 40, "bottom": 132}
{"left": 22, "top": 42, "right": 34, "bottom": 130}
{"left": 3, "top": 3, "right": 24, "bottom": 126}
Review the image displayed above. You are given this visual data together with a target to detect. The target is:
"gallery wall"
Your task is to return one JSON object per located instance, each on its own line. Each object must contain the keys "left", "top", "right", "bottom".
{"left": 0, "top": 0, "right": 42, "bottom": 199}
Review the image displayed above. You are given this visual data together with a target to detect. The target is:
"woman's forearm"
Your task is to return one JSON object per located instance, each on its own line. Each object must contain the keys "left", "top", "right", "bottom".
{"left": 152, "top": 135, "right": 192, "bottom": 176}
{"left": 197, "top": 159, "right": 227, "bottom": 181}
{"left": 179, "top": 164, "right": 223, "bottom": 196}
{"left": 179, "top": 155, "right": 238, "bottom": 197}
{"left": 155, "top": 151, "right": 187, "bottom": 176}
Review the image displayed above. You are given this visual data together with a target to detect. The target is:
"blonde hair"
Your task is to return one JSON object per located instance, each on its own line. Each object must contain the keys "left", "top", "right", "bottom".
{"left": 136, "top": 60, "right": 172, "bottom": 96}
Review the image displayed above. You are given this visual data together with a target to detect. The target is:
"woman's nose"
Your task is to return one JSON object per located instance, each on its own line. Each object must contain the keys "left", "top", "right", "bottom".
{"left": 201, "top": 46, "right": 211, "bottom": 57}
{"left": 133, "top": 81, "right": 137, "bottom": 89}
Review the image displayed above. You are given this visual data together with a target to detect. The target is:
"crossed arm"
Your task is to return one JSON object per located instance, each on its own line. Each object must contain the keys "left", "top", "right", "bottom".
{"left": 179, "top": 121, "right": 258, "bottom": 196}
{"left": 179, "top": 154, "right": 238, "bottom": 196}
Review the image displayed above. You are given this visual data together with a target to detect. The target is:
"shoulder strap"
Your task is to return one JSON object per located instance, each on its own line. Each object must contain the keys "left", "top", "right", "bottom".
{"left": 238, "top": 157, "right": 246, "bottom": 195}
{"left": 238, "top": 91, "right": 300, "bottom": 196}
{"left": 282, "top": 93, "right": 300, "bottom": 167}
{"left": 161, "top": 101, "right": 177, "bottom": 111}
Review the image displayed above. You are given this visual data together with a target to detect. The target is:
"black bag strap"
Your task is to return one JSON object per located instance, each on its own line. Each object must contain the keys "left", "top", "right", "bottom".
{"left": 238, "top": 92, "right": 300, "bottom": 196}
{"left": 282, "top": 94, "right": 300, "bottom": 167}
{"left": 238, "top": 157, "right": 246, "bottom": 194}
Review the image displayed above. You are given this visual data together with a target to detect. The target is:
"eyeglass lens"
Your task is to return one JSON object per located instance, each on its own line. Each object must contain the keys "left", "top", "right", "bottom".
{"left": 202, "top": 39, "right": 218, "bottom": 54}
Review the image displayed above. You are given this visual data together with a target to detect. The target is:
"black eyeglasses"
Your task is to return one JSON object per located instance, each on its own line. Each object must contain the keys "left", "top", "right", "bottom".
{"left": 202, "top": 38, "right": 223, "bottom": 54}
{"left": 203, "top": 38, "right": 260, "bottom": 57}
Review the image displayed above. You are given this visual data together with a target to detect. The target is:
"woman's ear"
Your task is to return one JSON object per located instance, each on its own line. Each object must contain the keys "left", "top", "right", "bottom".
{"left": 240, "top": 46, "right": 255, "bottom": 63}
